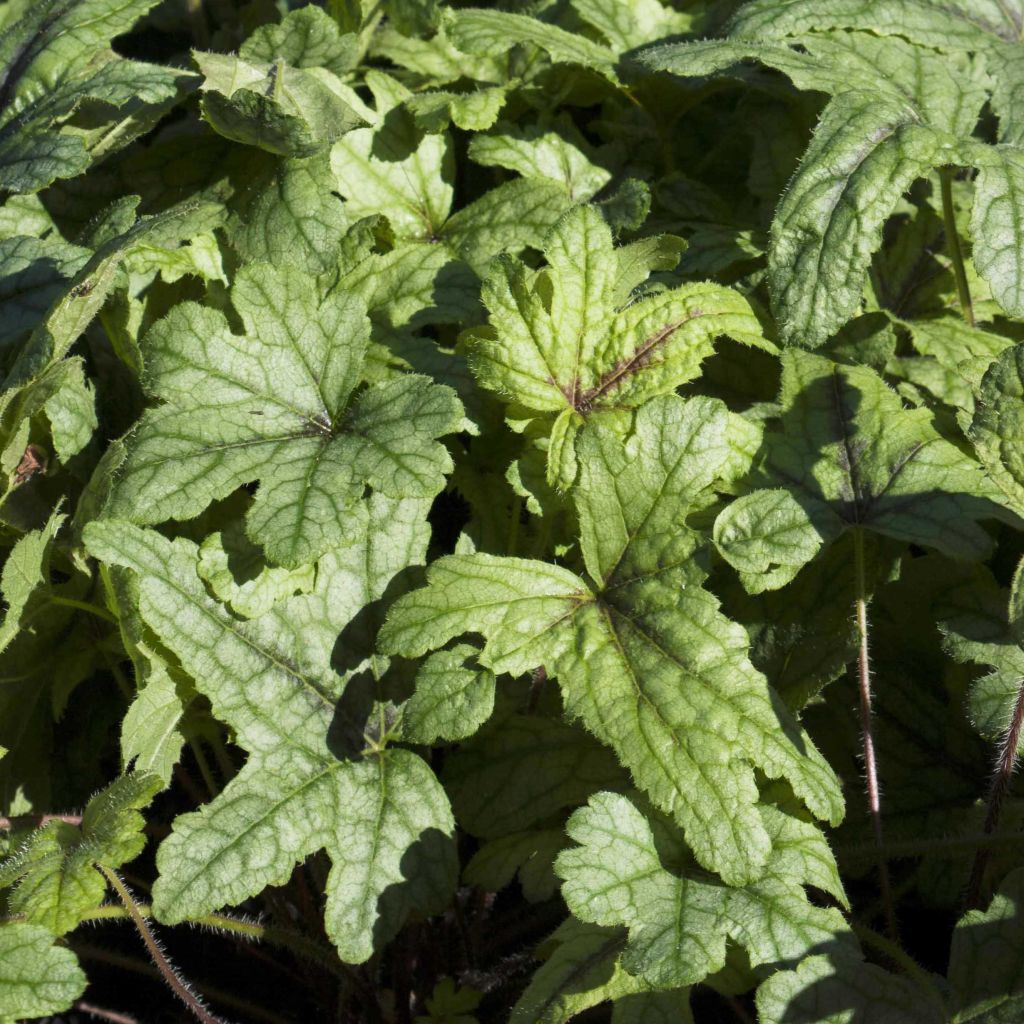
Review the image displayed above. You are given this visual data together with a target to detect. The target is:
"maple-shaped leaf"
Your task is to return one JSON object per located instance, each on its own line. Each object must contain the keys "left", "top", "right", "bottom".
{"left": 556, "top": 792, "right": 850, "bottom": 989}
{"left": 0, "top": 923, "right": 85, "bottom": 1022}
{"left": 644, "top": 24, "right": 1024, "bottom": 343}
{"left": 105, "top": 261, "right": 464, "bottom": 567}
{"left": 714, "top": 350, "right": 1016, "bottom": 593}
{"left": 381, "top": 395, "right": 843, "bottom": 885}
{"left": 82, "top": 520, "right": 457, "bottom": 963}
{"left": 467, "top": 204, "right": 767, "bottom": 487}
{"left": 0, "top": 0, "right": 191, "bottom": 194}
{"left": 0, "top": 772, "right": 160, "bottom": 935}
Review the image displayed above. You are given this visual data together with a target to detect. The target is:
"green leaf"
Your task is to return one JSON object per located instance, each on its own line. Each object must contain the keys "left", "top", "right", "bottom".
{"left": 83, "top": 520, "right": 457, "bottom": 963}
{"left": 556, "top": 792, "right": 850, "bottom": 987}
{"left": 715, "top": 350, "right": 1016, "bottom": 592}
{"left": 198, "top": 521, "right": 316, "bottom": 619}
{"left": 509, "top": 919, "right": 649, "bottom": 1024}
{"left": 401, "top": 644, "right": 496, "bottom": 744}
{"left": 0, "top": 510, "right": 65, "bottom": 655}
{"left": 106, "top": 262, "right": 463, "bottom": 567}
{"left": 950, "top": 868, "right": 1024, "bottom": 1023}
{"left": 331, "top": 89, "right": 454, "bottom": 241}
{"left": 0, "top": 923, "right": 86, "bottom": 1021}
{"left": 969, "top": 343, "right": 1024, "bottom": 515}
{"left": 468, "top": 204, "right": 767, "bottom": 483}
{"left": 756, "top": 953, "right": 945, "bottom": 1024}
{"left": 0, "top": 772, "right": 160, "bottom": 934}
{"left": 383, "top": 395, "right": 843, "bottom": 885}
{"left": 0, "top": 236, "right": 89, "bottom": 349}
{"left": 468, "top": 118, "right": 612, "bottom": 201}
{"left": 241, "top": 5, "right": 358, "bottom": 77}
{"left": 195, "top": 51, "right": 362, "bottom": 156}
{"left": 446, "top": 9, "right": 620, "bottom": 85}
{"left": 571, "top": 0, "right": 692, "bottom": 53}
{"left": 0, "top": 0, "right": 188, "bottom": 193}
{"left": 227, "top": 151, "right": 350, "bottom": 276}
{"left": 444, "top": 714, "right": 625, "bottom": 839}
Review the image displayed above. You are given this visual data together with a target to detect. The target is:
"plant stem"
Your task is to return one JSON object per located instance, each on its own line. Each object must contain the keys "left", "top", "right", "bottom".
{"left": 75, "top": 1002, "right": 139, "bottom": 1024}
{"left": 50, "top": 595, "right": 117, "bottom": 624}
{"left": 852, "top": 527, "right": 898, "bottom": 941}
{"left": 940, "top": 167, "right": 975, "bottom": 327}
{"left": 186, "top": 0, "right": 209, "bottom": 48}
{"left": 98, "top": 866, "right": 228, "bottom": 1024}
{"left": 0, "top": 812, "right": 81, "bottom": 829}
{"left": 965, "top": 678, "right": 1024, "bottom": 909}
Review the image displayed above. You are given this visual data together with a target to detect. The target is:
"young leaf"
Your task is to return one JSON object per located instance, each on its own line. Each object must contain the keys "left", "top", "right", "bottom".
{"left": 83, "top": 520, "right": 457, "bottom": 963}
{"left": 0, "top": 772, "right": 160, "bottom": 934}
{"left": 715, "top": 350, "right": 1016, "bottom": 593}
{"left": 468, "top": 204, "right": 767, "bottom": 485}
{"left": 105, "top": 262, "right": 464, "bottom": 567}
{"left": 382, "top": 395, "right": 843, "bottom": 885}
{"left": 195, "top": 51, "right": 362, "bottom": 157}
{"left": 0, "top": 923, "right": 86, "bottom": 1021}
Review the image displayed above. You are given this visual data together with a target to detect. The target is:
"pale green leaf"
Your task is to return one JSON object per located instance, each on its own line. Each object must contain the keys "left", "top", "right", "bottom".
{"left": 83, "top": 520, "right": 457, "bottom": 963}
{"left": 571, "top": 0, "right": 692, "bottom": 53}
{"left": 402, "top": 644, "right": 496, "bottom": 744}
{"left": 198, "top": 521, "right": 316, "bottom": 619}
{"left": 195, "top": 51, "right": 362, "bottom": 156}
{"left": 468, "top": 119, "right": 612, "bottom": 201}
{"left": 43, "top": 357, "right": 96, "bottom": 461}
{"left": 468, "top": 204, "right": 767, "bottom": 481}
{"left": 0, "top": 923, "right": 85, "bottom": 1021}
{"left": 106, "top": 262, "right": 463, "bottom": 567}
{"left": 447, "top": 8, "right": 620, "bottom": 84}
{"left": 331, "top": 101, "right": 454, "bottom": 240}
{"left": 383, "top": 395, "right": 843, "bottom": 885}
{"left": 556, "top": 793, "right": 850, "bottom": 987}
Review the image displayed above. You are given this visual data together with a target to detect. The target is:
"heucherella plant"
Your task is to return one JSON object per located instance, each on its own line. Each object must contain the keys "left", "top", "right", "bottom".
{"left": 2, "top": 1, "right": 1024, "bottom": 1022}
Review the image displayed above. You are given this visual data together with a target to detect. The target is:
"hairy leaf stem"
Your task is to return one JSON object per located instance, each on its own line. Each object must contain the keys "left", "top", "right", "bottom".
{"left": 98, "top": 866, "right": 228, "bottom": 1024}
{"left": 853, "top": 527, "right": 898, "bottom": 941}
{"left": 940, "top": 167, "right": 975, "bottom": 327}
{"left": 964, "top": 677, "right": 1024, "bottom": 909}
